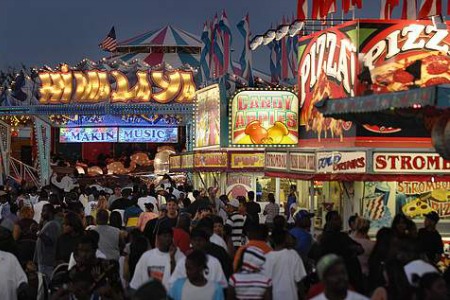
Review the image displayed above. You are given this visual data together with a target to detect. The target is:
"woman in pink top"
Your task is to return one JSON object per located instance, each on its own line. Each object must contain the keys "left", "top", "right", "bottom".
{"left": 137, "top": 202, "right": 158, "bottom": 232}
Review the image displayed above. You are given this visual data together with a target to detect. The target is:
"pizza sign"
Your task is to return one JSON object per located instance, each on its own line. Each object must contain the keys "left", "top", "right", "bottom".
{"left": 361, "top": 21, "right": 450, "bottom": 94}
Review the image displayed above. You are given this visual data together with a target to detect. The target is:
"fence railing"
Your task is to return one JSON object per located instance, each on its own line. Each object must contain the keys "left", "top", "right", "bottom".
{"left": 9, "top": 157, "right": 41, "bottom": 188}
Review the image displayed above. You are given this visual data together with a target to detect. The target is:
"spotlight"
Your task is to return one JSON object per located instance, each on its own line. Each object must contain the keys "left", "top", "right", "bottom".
{"left": 262, "top": 30, "right": 276, "bottom": 45}
{"left": 250, "top": 35, "right": 264, "bottom": 50}
{"left": 289, "top": 20, "right": 304, "bottom": 37}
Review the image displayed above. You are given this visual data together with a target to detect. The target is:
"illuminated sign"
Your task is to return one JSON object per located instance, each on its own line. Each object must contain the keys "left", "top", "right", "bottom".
{"left": 195, "top": 84, "right": 221, "bottom": 148}
{"left": 181, "top": 154, "right": 194, "bottom": 169}
{"left": 230, "top": 89, "right": 299, "bottom": 146}
{"left": 290, "top": 152, "right": 316, "bottom": 172}
{"left": 194, "top": 152, "right": 228, "bottom": 168}
{"left": 170, "top": 156, "right": 182, "bottom": 170}
{"left": 265, "top": 152, "right": 288, "bottom": 170}
{"left": 59, "top": 127, "right": 118, "bottom": 143}
{"left": 373, "top": 152, "right": 450, "bottom": 173}
{"left": 38, "top": 68, "right": 196, "bottom": 104}
{"left": 118, "top": 127, "right": 177, "bottom": 143}
{"left": 230, "top": 152, "right": 265, "bottom": 169}
{"left": 316, "top": 151, "right": 366, "bottom": 173}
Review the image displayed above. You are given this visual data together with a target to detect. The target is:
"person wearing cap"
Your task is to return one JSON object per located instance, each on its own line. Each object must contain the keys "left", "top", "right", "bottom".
{"left": 311, "top": 254, "right": 368, "bottom": 300}
{"left": 229, "top": 246, "right": 272, "bottom": 300}
{"left": 130, "top": 223, "right": 185, "bottom": 291}
{"left": 418, "top": 211, "right": 444, "bottom": 264}
{"left": 289, "top": 209, "right": 314, "bottom": 265}
{"left": 226, "top": 199, "right": 246, "bottom": 250}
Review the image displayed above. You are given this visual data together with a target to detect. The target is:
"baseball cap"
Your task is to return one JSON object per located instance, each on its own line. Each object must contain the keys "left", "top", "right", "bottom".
{"left": 424, "top": 211, "right": 440, "bottom": 224}
{"left": 404, "top": 259, "right": 438, "bottom": 285}
{"left": 228, "top": 199, "right": 240, "bottom": 208}
{"left": 294, "top": 209, "right": 315, "bottom": 222}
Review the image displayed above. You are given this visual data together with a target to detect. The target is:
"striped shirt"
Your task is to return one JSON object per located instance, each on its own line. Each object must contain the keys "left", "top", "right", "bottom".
{"left": 226, "top": 212, "right": 245, "bottom": 247}
{"left": 229, "top": 272, "right": 272, "bottom": 299}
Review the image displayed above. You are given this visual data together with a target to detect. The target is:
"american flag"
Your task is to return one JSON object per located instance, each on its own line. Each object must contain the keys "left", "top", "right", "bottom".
{"left": 99, "top": 26, "right": 117, "bottom": 52}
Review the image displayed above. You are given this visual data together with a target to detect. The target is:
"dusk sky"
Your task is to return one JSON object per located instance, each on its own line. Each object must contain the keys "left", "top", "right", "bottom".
{"left": 0, "top": 1, "right": 413, "bottom": 72}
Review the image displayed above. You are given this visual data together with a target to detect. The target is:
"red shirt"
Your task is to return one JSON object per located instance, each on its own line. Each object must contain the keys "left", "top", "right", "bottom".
{"left": 173, "top": 228, "right": 191, "bottom": 254}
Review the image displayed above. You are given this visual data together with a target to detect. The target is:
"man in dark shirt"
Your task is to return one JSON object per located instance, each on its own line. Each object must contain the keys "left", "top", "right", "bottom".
{"left": 245, "top": 191, "right": 261, "bottom": 225}
{"left": 187, "top": 190, "right": 211, "bottom": 216}
{"left": 418, "top": 211, "right": 444, "bottom": 264}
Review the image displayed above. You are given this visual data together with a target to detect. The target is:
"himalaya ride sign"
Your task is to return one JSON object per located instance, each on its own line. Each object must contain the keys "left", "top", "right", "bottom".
{"left": 38, "top": 67, "right": 196, "bottom": 104}
{"left": 298, "top": 20, "right": 449, "bottom": 143}
{"left": 229, "top": 89, "right": 299, "bottom": 146}
{"left": 59, "top": 127, "right": 178, "bottom": 143}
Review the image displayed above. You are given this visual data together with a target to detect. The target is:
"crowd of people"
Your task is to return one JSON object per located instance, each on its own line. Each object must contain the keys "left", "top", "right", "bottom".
{"left": 0, "top": 173, "right": 449, "bottom": 300}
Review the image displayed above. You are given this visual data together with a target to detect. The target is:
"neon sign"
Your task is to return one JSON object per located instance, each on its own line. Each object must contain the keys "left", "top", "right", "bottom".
{"left": 59, "top": 127, "right": 117, "bottom": 143}
{"left": 39, "top": 68, "right": 196, "bottom": 104}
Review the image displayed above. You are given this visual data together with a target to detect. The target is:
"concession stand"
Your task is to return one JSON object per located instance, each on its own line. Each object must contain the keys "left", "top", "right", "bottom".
{"left": 263, "top": 18, "right": 450, "bottom": 236}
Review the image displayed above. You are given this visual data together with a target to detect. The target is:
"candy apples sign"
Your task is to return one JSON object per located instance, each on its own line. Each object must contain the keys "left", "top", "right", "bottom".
{"left": 298, "top": 24, "right": 357, "bottom": 142}
{"left": 229, "top": 89, "right": 298, "bottom": 146}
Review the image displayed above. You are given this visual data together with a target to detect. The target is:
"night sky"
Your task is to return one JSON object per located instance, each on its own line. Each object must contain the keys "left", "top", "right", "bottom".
{"left": 0, "top": 0, "right": 428, "bottom": 72}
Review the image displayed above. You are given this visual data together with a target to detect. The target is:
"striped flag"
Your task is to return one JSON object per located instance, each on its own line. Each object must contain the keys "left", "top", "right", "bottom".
{"left": 402, "top": 0, "right": 418, "bottom": 19}
{"left": 280, "top": 18, "right": 290, "bottom": 80}
{"left": 268, "top": 40, "right": 281, "bottom": 83}
{"left": 237, "top": 14, "right": 254, "bottom": 86}
{"left": 99, "top": 26, "right": 117, "bottom": 52}
{"left": 297, "top": 0, "right": 308, "bottom": 20}
{"left": 200, "top": 22, "right": 211, "bottom": 82}
{"left": 219, "top": 11, "right": 233, "bottom": 74}
{"left": 418, "top": 0, "right": 442, "bottom": 18}
{"left": 211, "top": 14, "right": 224, "bottom": 78}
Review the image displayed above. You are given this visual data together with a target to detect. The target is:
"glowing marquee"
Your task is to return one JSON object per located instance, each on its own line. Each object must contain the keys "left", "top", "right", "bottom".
{"left": 230, "top": 89, "right": 299, "bottom": 146}
{"left": 38, "top": 68, "right": 196, "bottom": 104}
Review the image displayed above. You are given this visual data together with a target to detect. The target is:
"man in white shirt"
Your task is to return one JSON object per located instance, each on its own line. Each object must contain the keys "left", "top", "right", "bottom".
{"left": 169, "top": 228, "right": 227, "bottom": 289}
{"left": 263, "top": 229, "right": 306, "bottom": 300}
{"left": 311, "top": 254, "right": 368, "bottom": 300}
{"left": 130, "top": 224, "right": 185, "bottom": 290}
{"left": 0, "top": 250, "right": 28, "bottom": 299}
{"left": 33, "top": 191, "right": 50, "bottom": 223}
{"left": 51, "top": 172, "right": 78, "bottom": 193}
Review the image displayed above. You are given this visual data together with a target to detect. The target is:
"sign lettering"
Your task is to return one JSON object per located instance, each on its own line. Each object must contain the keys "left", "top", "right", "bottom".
{"left": 374, "top": 153, "right": 450, "bottom": 173}
{"left": 316, "top": 151, "right": 366, "bottom": 173}
{"left": 231, "top": 153, "right": 265, "bottom": 169}
{"left": 265, "top": 152, "right": 288, "bottom": 170}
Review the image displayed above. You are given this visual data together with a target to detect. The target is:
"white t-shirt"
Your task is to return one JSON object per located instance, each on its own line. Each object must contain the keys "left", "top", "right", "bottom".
{"left": 137, "top": 196, "right": 159, "bottom": 213}
{"left": 169, "top": 254, "right": 227, "bottom": 289}
{"left": 84, "top": 201, "right": 98, "bottom": 217}
{"left": 263, "top": 249, "right": 306, "bottom": 300}
{"left": 0, "top": 250, "right": 28, "bottom": 300}
{"left": 67, "top": 249, "right": 107, "bottom": 270}
{"left": 181, "top": 280, "right": 220, "bottom": 300}
{"left": 311, "top": 291, "right": 369, "bottom": 300}
{"left": 210, "top": 234, "right": 228, "bottom": 253}
{"left": 33, "top": 200, "right": 49, "bottom": 223}
{"left": 130, "top": 248, "right": 185, "bottom": 290}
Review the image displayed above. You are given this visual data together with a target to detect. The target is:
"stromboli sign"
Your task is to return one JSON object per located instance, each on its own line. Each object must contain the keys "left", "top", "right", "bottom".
{"left": 373, "top": 152, "right": 450, "bottom": 173}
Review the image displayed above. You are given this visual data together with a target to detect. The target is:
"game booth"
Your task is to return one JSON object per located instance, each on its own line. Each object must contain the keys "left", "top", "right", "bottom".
{"left": 0, "top": 63, "right": 197, "bottom": 188}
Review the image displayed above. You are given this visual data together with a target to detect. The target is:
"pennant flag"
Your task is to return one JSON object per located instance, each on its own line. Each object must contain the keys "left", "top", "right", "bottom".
{"left": 402, "top": 0, "right": 418, "bottom": 19}
{"left": 418, "top": 0, "right": 442, "bottom": 18}
{"left": 237, "top": 14, "right": 254, "bottom": 86}
{"left": 321, "top": 0, "right": 337, "bottom": 17}
{"left": 380, "top": 0, "right": 400, "bottom": 19}
{"left": 297, "top": 0, "right": 308, "bottom": 20}
{"left": 211, "top": 14, "right": 224, "bottom": 78}
{"left": 343, "top": 0, "right": 352, "bottom": 13}
{"left": 219, "top": 11, "right": 233, "bottom": 74}
{"left": 312, "top": 0, "right": 323, "bottom": 19}
{"left": 200, "top": 22, "right": 211, "bottom": 82}
{"left": 353, "top": 0, "right": 363, "bottom": 9}
{"left": 99, "top": 26, "right": 117, "bottom": 52}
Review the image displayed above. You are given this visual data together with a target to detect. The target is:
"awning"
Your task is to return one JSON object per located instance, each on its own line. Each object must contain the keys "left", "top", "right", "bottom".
{"left": 314, "top": 85, "right": 450, "bottom": 128}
